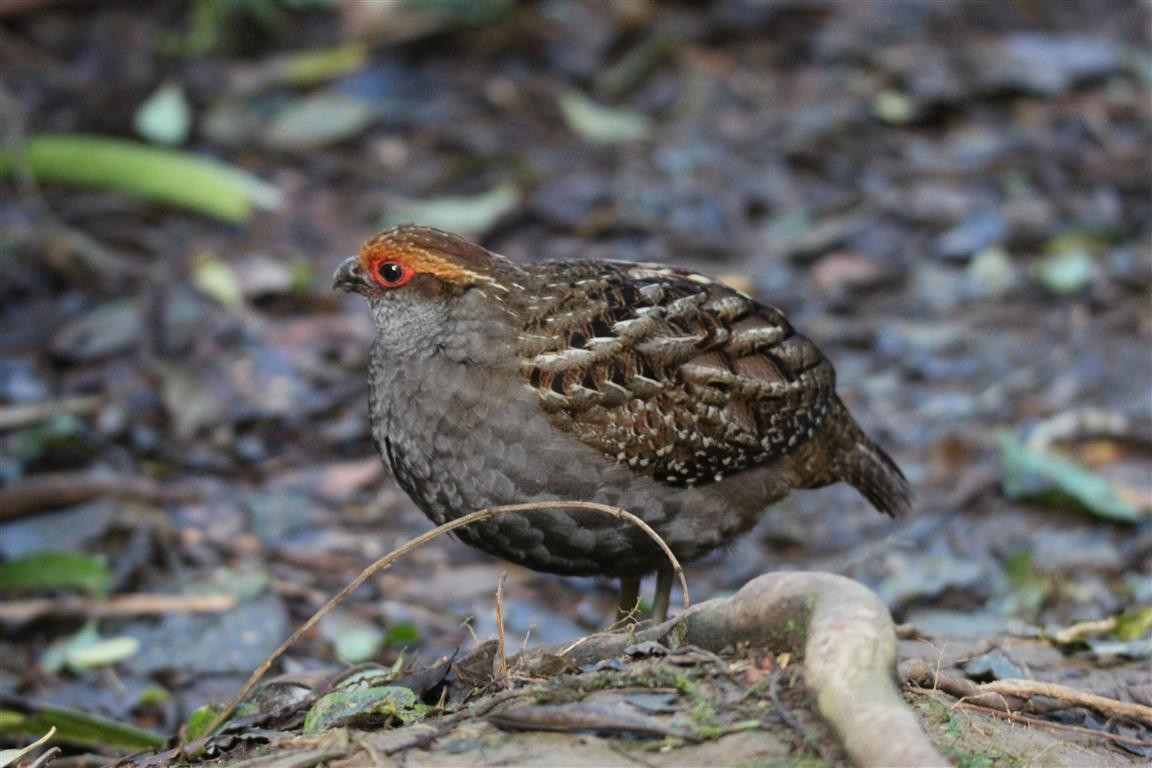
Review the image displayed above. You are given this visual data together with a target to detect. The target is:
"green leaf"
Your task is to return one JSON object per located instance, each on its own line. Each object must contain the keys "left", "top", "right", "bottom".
{"left": 999, "top": 431, "right": 1143, "bottom": 522}
{"left": 66, "top": 635, "right": 141, "bottom": 671}
{"left": 966, "top": 246, "right": 1016, "bottom": 297}
{"left": 41, "top": 622, "right": 139, "bottom": 673}
{"left": 1115, "top": 606, "right": 1152, "bottom": 641}
{"left": 338, "top": 667, "right": 395, "bottom": 689}
{"left": 382, "top": 183, "right": 519, "bottom": 239}
{"left": 0, "top": 711, "right": 26, "bottom": 732}
{"left": 191, "top": 254, "right": 244, "bottom": 307}
{"left": 42, "top": 623, "right": 99, "bottom": 675}
{"left": 134, "top": 82, "right": 193, "bottom": 146}
{"left": 384, "top": 621, "right": 422, "bottom": 648}
{"left": 10, "top": 413, "right": 94, "bottom": 465}
{"left": 265, "top": 92, "right": 376, "bottom": 150}
{"left": 0, "top": 705, "right": 164, "bottom": 752}
{"left": 281, "top": 43, "right": 369, "bottom": 86}
{"left": 291, "top": 258, "right": 314, "bottom": 293}
{"left": 333, "top": 628, "right": 381, "bottom": 664}
{"left": 135, "top": 686, "right": 171, "bottom": 708}
{"left": 1035, "top": 247, "right": 1095, "bottom": 294}
{"left": 558, "top": 90, "right": 652, "bottom": 144}
{"left": 872, "top": 90, "right": 917, "bottom": 124}
{"left": 0, "top": 134, "right": 281, "bottom": 223}
{"left": 319, "top": 609, "right": 384, "bottom": 665}
{"left": 303, "top": 685, "right": 429, "bottom": 733}
{"left": 0, "top": 552, "right": 111, "bottom": 597}
{"left": 183, "top": 705, "right": 220, "bottom": 742}
{"left": 1001, "top": 550, "right": 1050, "bottom": 619}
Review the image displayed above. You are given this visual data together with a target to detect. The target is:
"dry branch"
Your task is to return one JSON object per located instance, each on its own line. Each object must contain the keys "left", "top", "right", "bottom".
{"left": 980, "top": 678, "right": 1152, "bottom": 727}
{"left": 902, "top": 658, "right": 1152, "bottom": 728}
{"left": 0, "top": 593, "right": 235, "bottom": 624}
{"left": 954, "top": 701, "right": 1152, "bottom": 748}
{"left": 0, "top": 471, "right": 199, "bottom": 522}
{"left": 0, "top": 395, "right": 103, "bottom": 432}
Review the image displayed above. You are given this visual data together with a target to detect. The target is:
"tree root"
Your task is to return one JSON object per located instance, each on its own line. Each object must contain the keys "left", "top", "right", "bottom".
{"left": 559, "top": 571, "right": 948, "bottom": 768}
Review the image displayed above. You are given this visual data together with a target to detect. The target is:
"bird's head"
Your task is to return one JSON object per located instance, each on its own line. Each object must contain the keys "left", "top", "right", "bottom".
{"left": 333, "top": 225, "right": 521, "bottom": 360}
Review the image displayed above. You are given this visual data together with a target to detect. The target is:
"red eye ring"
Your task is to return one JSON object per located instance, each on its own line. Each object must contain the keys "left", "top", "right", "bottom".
{"left": 372, "top": 260, "right": 415, "bottom": 288}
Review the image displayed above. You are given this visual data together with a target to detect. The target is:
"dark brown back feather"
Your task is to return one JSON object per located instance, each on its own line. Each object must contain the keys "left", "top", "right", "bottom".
{"left": 515, "top": 261, "right": 837, "bottom": 488}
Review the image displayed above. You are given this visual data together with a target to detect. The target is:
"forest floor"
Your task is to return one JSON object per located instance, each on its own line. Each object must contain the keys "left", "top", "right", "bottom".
{"left": 0, "top": 1, "right": 1149, "bottom": 766}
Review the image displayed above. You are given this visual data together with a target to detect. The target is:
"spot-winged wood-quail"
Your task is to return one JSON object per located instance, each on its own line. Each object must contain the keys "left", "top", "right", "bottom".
{"left": 334, "top": 225, "right": 910, "bottom": 621}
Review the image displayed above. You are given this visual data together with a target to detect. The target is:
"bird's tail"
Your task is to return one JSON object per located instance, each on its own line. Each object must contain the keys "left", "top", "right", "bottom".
{"left": 835, "top": 432, "right": 912, "bottom": 518}
{"left": 807, "top": 397, "right": 912, "bottom": 518}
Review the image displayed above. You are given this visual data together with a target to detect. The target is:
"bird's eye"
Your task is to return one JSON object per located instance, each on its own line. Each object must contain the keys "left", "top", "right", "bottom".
{"left": 373, "top": 260, "right": 414, "bottom": 288}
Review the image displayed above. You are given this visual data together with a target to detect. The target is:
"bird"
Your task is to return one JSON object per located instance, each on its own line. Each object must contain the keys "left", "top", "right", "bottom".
{"left": 334, "top": 224, "right": 910, "bottom": 623}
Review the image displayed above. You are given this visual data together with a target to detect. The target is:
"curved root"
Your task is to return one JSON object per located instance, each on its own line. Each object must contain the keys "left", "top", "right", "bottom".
{"left": 563, "top": 572, "right": 948, "bottom": 768}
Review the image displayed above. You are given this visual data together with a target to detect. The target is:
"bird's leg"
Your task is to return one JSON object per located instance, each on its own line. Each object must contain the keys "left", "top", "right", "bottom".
{"left": 615, "top": 575, "right": 641, "bottom": 625}
{"left": 651, "top": 565, "right": 674, "bottom": 623}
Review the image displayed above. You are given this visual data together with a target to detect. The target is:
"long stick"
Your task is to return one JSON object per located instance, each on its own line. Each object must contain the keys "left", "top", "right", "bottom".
{"left": 194, "top": 500, "right": 687, "bottom": 743}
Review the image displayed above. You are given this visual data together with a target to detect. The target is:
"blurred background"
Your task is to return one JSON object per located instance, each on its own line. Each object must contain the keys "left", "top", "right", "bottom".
{"left": 0, "top": 0, "right": 1149, "bottom": 756}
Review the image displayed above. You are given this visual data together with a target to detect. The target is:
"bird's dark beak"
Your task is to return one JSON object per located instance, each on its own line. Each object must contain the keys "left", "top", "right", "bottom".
{"left": 332, "top": 257, "right": 365, "bottom": 293}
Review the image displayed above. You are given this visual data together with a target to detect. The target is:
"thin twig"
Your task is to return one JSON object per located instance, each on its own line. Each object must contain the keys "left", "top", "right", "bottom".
{"left": 0, "top": 593, "right": 235, "bottom": 624}
{"left": 561, "top": 615, "right": 641, "bottom": 658}
{"left": 901, "top": 657, "right": 979, "bottom": 700}
{"left": 1028, "top": 407, "right": 1152, "bottom": 451}
{"left": 768, "top": 668, "right": 830, "bottom": 764}
{"left": 0, "top": 725, "right": 56, "bottom": 768}
{"left": 25, "top": 746, "right": 60, "bottom": 768}
{"left": 0, "top": 471, "right": 199, "bottom": 523}
{"left": 768, "top": 668, "right": 809, "bottom": 740}
{"left": 1051, "top": 617, "right": 1118, "bottom": 644}
{"left": 194, "top": 500, "right": 687, "bottom": 743}
{"left": 904, "top": 658, "right": 1152, "bottom": 728}
{"left": 434, "top": 686, "right": 542, "bottom": 727}
{"left": 0, "top": 395, "right": 104, "bottom": 432}
{"left": 952, "top": 700, "right": 1152, "bottom": 748}
{"left": 460, "top": 615, "right": 479, "bottom": 648}
{"left": 494, "top": 573, "right": 509, "bottom": 685}
{"left": 979, "top": 678, "right": 1152, "bottom": 727}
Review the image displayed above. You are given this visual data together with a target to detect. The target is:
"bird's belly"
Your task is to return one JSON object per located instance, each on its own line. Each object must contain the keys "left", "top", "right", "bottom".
{"left": 374, "top": 361, "right": 787, "bottom": 576}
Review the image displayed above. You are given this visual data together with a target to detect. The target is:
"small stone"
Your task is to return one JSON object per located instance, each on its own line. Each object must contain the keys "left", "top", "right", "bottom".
{"left": 0, "top": 358, "right": 50, "bottom": 403}
{"left": 966, "top": 246, "right": 1018, "bottom": 298}
{"left": 51, "top": 300, "right": 141, "bottom": 362}
{"left": 811, "top": 251, "right": 889, "bottom": 296}
{"left": 981, "top": 34, "right": 1123, "bottom": 96}
{"left": 964, "top": 649, "right": 1025, "bottom": 682}
{"left": 234, "top": 255, "right": 297, "bottom": 298}
{"left": 935, "top": 211, "right": 1007, "bottom": 261}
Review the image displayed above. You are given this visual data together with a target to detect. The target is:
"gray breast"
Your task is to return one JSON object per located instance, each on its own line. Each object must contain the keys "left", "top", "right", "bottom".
{"left": 370, "top": 351, "right": 791, "bottom": 576}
